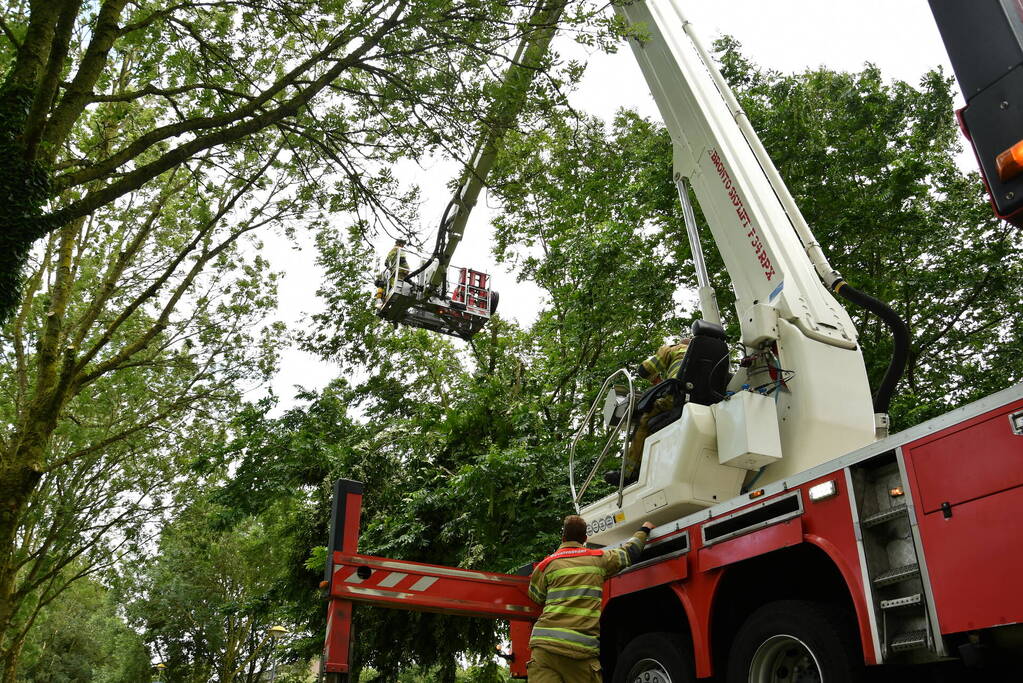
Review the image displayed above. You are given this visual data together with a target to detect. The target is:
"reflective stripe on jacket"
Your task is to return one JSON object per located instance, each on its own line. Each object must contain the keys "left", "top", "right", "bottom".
{"left": 641, "top": 343, "right": 689, "bottom": 382}
{"left": 527, "top": 531, "right": 649, "bottom": 659}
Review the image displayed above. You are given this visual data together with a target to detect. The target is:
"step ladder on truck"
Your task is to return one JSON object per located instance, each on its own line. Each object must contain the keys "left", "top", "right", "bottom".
{"left": 323, "top": 0, "right": 1023, "bottom": 679}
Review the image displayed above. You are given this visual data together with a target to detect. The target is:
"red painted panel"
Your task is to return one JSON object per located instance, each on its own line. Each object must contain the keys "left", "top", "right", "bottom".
{"left": 606, "top": 554, "right": 688, "bottom": 598}
{"left": 914, "top": 484, "right": 1023, "bottom": 634}
{"left": 697, "top": 518, "right": 803, "bottom": 572}
{"left": 323, "top": 599, "right": 353, "bottom": 673}
{"left": 509, "top": 620, "right": 532, "bottom": 678}
{"left": 799, "top": 475, "right": 880, "bottom": 666}
{"left": 342, "top": 492, "right": 363, "bottom": 553}
{"left": 905, "top": 398, "right": 1023, "bottom": 514}
{"left": 332, "top": 552, "right": 540, "bottom": 620}
{"left": 671, "top": 571, "right": 724, "bottom": 679}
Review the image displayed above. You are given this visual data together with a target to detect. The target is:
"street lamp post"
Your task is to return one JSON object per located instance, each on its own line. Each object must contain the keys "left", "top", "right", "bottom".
{"left": 267, "top": 625, "right": 288, "bottom": 683}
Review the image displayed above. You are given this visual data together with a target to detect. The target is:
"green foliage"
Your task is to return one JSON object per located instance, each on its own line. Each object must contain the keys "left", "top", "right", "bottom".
{"left": 0, "top": 146, "right": 290, "bottom": 676}
{"left": 129, "top": 496, "right": 293, "bottom": 683}
{"left": 0, "top": 0, "right": 616, "bottom": 324}
{"left": 16, "top": 576, "right": 150, "bottom": 683}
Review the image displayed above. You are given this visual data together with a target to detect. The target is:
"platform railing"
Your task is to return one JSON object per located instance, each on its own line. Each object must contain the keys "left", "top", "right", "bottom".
{"left": 569, "top": 368, "right": 635, "bottom": 512}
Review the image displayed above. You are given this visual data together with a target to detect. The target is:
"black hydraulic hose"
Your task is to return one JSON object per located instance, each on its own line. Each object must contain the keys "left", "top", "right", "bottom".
{"left": 831, "top": 280, "right": 910, "bottom": 414}
{"left": 403, "top": 196, "right": 458, "bottom": 283}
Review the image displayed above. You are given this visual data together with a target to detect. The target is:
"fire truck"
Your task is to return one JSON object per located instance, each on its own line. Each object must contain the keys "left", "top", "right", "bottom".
{"left": 324, "top": 1, "right": 1023, "bottom": 680}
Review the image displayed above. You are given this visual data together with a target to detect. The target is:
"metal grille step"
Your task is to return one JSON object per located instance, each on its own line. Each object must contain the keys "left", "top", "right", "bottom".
{"left": 861, "top": 504, "right": 908, "bottom": 528}
{"left": 873, "top": 563, "right": 920, "bottom": 587}
{"left": 880, "top": 593, "right": 922, "bottom": 610}
{"left": 890, "top": 629, "right": 929, "bottom": 652}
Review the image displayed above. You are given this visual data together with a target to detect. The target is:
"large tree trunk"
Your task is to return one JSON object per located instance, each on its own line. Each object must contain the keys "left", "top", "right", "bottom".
{"left": 0, "top": 455, "right": 44, "bottom": 675}
{"left": 0, "top": 628, "right": 26, "bottom": 683}
{"left": 0, "top": 85, "right": 53, "bottom": 327}
{"left": 0, "top": 222, "right": 76, "bottom": 660}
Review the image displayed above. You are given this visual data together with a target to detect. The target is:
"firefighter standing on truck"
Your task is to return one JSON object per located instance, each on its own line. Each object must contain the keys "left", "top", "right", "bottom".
{"left": 526, "top": 515, "right": 655, "bottom": 681}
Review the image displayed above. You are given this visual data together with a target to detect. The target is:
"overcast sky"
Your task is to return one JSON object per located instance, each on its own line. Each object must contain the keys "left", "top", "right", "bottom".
{"left": 265, "top": 1, "right": 959, "bottom": 404}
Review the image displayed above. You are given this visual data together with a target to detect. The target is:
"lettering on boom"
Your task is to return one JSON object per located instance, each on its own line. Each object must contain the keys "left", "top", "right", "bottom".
{"left": 708, "top": 149, "right": 777, "bottom": 281}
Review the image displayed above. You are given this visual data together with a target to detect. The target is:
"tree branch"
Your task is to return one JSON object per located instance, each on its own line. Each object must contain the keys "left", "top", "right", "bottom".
{"left": 0, "top": 15, "right": 23, "bottom": 49}
{"left": 22, "top": 0, "right": 81, "bottom": 160}
{"left": 37, "top": 0, "right": 130, "bottom": 162}
{"left": 44, "top": 0, "right": 410, "bottom": 228}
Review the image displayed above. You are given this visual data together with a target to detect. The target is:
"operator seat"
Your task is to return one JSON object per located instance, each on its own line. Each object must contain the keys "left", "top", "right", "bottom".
{"left": 638, "top": 319, "right": 730, "bottom": 436}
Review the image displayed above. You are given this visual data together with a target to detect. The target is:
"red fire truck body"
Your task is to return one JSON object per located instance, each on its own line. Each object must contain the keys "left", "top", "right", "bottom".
{"left": 322, "top": 383, "right": 1023, "bottom": 680}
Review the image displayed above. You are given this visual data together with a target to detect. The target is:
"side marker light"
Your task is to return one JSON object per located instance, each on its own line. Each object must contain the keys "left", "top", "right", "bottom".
{"left": 996, "top": 139, "right": 1023, "bottom": 182}
{"left": 889, "top": 486, "right": 905, "bottom": 498}
{"left": 808, "top": 480, "right": 838, "bottom": 502}
{"left": 749, "top": 489, "right": 765, "bottom": 499}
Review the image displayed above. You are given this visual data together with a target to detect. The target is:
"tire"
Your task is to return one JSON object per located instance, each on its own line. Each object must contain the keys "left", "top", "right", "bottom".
{"left": 612, "top": 631, "right": 696, "bottom": 683}
{"left": 726, "top": 600, "right": 864, "bottom": 683}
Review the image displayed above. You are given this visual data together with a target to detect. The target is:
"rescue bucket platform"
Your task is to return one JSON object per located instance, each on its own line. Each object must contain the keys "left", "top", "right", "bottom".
{"left": 375, "top": 247, "right": 498, "bottom": 340}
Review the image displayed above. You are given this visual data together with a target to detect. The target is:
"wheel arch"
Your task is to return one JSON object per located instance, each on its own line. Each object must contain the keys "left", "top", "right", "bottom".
{"left": 708, "top": 541, "right": 870, "bottom": 676}
{"left": 602, "top": 583, "right": 695, "bottom": 677}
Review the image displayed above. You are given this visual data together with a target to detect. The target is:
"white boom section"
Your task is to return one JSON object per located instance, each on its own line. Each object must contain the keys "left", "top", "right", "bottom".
{"left": 579, "top": 2, "right": 879, "bottom": 546}
{"left": 619, "top": 0, "right": 876, "bottom": 479}
{"left": 580, "top": 2, "right": 876, "bottom": 545}
{"left": 623, "top": 0, "right": 853, "bottom": 346}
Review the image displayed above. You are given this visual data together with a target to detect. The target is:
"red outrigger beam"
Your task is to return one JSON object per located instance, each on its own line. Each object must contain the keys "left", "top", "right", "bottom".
{"left": 321, "top": 480, "right": 539, "bottom": 680}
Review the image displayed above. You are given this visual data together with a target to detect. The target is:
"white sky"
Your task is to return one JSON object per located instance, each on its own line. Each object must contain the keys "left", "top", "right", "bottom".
{"left": 265, "top": 1, "right": 958, "bottom": 404}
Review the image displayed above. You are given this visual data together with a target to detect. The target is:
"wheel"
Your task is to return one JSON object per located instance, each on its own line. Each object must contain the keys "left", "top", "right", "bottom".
{"left": 612, "top": 631, "right": 696, "bottom": 683}
{"left": 726, "top": 600, "right": 864, "bottom": 683}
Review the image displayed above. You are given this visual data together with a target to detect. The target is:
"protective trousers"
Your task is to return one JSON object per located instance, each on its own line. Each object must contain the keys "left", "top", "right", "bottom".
{"left": 526, "top": 647, "right": 602, "bottom": 682}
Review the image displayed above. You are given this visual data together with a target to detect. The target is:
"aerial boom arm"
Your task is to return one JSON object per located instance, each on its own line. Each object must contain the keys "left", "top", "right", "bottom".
{"left": 617, "top": 0, "right": 859, "bottom": 350}
{"left": 378, "top": 0, "right": 567, "bottom": 339}
{"left": 610, "top": 0, "right": 883, "bottom": 481}
{"left": 420, "top": 0, "right": 568, "bottom": 294}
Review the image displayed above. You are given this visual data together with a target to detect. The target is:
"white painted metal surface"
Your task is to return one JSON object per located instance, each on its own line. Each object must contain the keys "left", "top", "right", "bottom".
{"left": 712, "top": 391, "right": 782, "bottom": 469}
{"left": 580, "top": 0, "right": 878, "bottom": 542}
{"left": 581, "top": 403, "right": 745, "bottom": 545}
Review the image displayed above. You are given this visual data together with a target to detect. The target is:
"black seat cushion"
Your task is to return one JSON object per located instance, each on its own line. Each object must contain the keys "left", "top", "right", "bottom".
{"left": 633, "top": 320, "right": 730, "bottom": 428}
{"left": 675, "top": 333, "right": 730, "bottom": 406}
{"left": 691, "top": 319, "right": 727, "bottom": 340}
{"left": 635, "top": 378, "right": 683, "bottom": 414}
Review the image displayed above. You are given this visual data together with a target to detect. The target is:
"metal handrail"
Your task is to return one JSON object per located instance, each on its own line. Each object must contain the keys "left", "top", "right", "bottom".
{"left": 569, "top": 368, "right": 635, "bottom": 512}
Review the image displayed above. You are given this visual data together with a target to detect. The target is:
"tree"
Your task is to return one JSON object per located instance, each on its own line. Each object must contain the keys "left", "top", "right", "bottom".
{"left": 16, "top": 574, "right": 150, "bottom": 683}
{"left": 0, "top": 0, "right": 607, "bottom": 322}
{"left": 0, "top": 149, "right": 289, "bottom": 680}
{"left": 130, "top": 496, "right": 293, "bottom": 683}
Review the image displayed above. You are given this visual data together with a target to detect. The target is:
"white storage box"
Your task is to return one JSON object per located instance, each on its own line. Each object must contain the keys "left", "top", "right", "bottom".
{"left": 712, "top": 391, "right": 782, "bottom": 470}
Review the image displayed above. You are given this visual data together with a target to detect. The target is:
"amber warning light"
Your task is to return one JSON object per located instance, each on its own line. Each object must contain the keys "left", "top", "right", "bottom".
{"left": 995, "top": 139, "right": 1023, "bottom": 182}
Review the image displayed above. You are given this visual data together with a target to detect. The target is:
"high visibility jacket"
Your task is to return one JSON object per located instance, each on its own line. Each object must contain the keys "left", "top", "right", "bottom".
{"left": 527, "top": 530, "right": 649, "bottom": 659}
{"left": 386, "top": 246, "right": 410, "bottom": 274}
{"left": 640, "top": 342, "right": 689, "bottom": 382}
